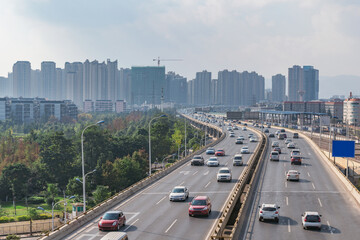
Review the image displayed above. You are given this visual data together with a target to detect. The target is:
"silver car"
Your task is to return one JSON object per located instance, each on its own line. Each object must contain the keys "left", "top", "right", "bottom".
{"left": 258, "top": 204, "right": 280, "bottom": 223}
{"left": 169, "top": 186, "right": 189, "bottom": 201}
{"left": 286, "top": 170, "right": 300, "bottom": 181}
{"left": 241, "top": 146, "right": 250, "bottom": 154}
{"left": 206, "top": 157, "right": 219, "bottom": 167}
{"left": 217, "top": 167, "right": 232, "bottom": 182}
{"left": 302, "top": 211, "right": 322, "bottom": 230}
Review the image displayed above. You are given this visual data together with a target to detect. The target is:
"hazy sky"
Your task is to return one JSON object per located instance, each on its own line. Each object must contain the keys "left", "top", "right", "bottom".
{"left": 1, "top": 0, "right": 359, "bottom": 94}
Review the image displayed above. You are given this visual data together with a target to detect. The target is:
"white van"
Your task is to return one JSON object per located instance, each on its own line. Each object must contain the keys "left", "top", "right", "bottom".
{"left": 100, "top": 232, "right": 128, "bottom": 240}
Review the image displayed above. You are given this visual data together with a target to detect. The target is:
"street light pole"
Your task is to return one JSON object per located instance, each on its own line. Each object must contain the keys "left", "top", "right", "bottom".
{"left": 148, "top": 115, "right": 167, "bottom": 176}
{"left": 185, "top": 118, "right": 187, "bottom": 157}
{"left": 81, "top": 120, "right": 104, "bottom": 213}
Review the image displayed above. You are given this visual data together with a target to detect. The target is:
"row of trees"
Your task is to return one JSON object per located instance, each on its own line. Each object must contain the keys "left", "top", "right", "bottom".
{"left": 0, "top": 109, "right": 205, "bottom": 214}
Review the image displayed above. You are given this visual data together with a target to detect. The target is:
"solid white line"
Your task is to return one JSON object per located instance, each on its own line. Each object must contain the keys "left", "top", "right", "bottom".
{"left": 165, "top": 219, "right": 177, "bottom": 233}
{"left": 318, "top": 198, "right": 323, "bottom": 207}
{"left": 312, "top": 183, "right": 316, "bottom": 189}
{"left": 285, "top": 181, "right": 287, "bottom": 188}
{"left": 327, "top": 221, "right": 333, "bottom": 234}
{"left": 205, "top": 181, "right": 211, "bottom": 188}
{"left": 261, "top": 190, "right": 341, "bottom": 193}
{"left": 286, "top": 196, "right": 288, "bottom": 206}
{"left": 124, "top": 218, "right": 139, "bottom": 231}
{"left": 156, "top": 196, "right": 167, "bottom": 205}
{"left": 193, "top": 171, "right": 198, "bottom": 175}
{"left": 288, "top": 219, "right": 291, "bottom": 232}
{"left": 307, "top": 172, "right": 310, "bottom": 177}
{"left": 179, "top": 181, "right": 185, "bottom": 186}
{"left": 225, "top": 162, "right": 228, "bottom": 166}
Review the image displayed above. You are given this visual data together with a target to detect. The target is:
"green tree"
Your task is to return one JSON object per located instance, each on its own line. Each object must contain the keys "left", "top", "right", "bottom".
{"left": 66, "top": 177, "right": 86, "bottom": 196}
{"left": 28, "top": 208, "right": 38, "bottom": 236}
{"left": 92, "top": 185, "right": 111, "bottom": 204}
{"left": 45, "top": 183, "right": 59, "bottom": 205}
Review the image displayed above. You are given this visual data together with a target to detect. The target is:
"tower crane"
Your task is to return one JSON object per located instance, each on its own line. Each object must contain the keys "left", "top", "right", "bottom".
{"left": 153, "top": 57, "right": 183, "bottom": 66}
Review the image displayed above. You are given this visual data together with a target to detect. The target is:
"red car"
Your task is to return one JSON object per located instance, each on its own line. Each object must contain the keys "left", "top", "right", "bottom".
{"left": 215, "top": 149, "right": 225, "bottom": 156}
{"left": 189, "top": 196, "right": 212, "bottom": 217}
{"left": 291, "top": 156, "right": 302, "bottom": 165}
{"left": 273, "top": 147, "right": 281, "bottom": 154}
{"left": 98, "top": 211, "right": 126, "bottom": 231}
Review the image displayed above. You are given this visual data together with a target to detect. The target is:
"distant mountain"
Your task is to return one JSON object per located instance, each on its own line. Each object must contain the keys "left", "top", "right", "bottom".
{"left": 320, "top": 75, "right": 360, "bottom": 99}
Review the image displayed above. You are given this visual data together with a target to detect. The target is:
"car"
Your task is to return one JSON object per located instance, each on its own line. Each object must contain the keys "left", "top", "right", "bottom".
{"left": 273, "top": 147, "right": 281, "bottom": 154}
{"left": 249, "top": 137, "right": 257, "bottom": 142}
{"left": 293, "top": 133, "right": 299, "bottom": 138}
{"left": 98, "top": 211, "right": 126, "bottom": 231}
{"left": 287, "top": 142, "right": 296, "bottom": 148}
{"left": 270, "top": 151, "right": 279, "bottom": 161}
{"left": 206, "top": 147, "right": 215, "bottom": 155}
{"left": 169, "top": 186, "right": 189, "bottom": 201}
{"left": 241, "top": 146, "right": 250, "bottom": 154}
{"left": 244, "top": 123, "right": 247, "bottom": 126}
{"left": 302, "top": 211, "right": 322, "bottom": 230}
{"left": 271, "top": 141, "right": 280, "bottom": 147}
{"left": 232, "top": 154, "right": 243, "bottom": 166}
{"left": 217, "top": 167, "right": 232, "bottom": 182}
{"left": 238, "top": 136, "right": 245, "bottom": 140}
{"left": 248, "top": 133, "right": 254, "bottom": 138}
{"left": 233, "top": 126, "right": 238, "bottom": 130}
{"left": 242, "top": 127, "right": 247, "bottom": 131}
{"left": 264, "top": 129, "right": 269, "bottom": 133}
{"left": 258, "top": 204, "right": 280, "bottom": 223}
{"left": 291, "top": 149, "right": 301, "bottom": 157}
{"left": 275, "top": 130, "right": 280, "bottom": 135}
{"left": 280, "top": 129, "right": 286, "bottom": 132}
{"left": 229, "top": 132, "right": 235, "bottom": 137}
{"left": 269, "top": 133, "right": 275, "bottom": 138}
{"left": 206, "top": 157, "right": 219, "bottom": 167}
{"left": 286, "top": 170, "right": 300, "bottom": 181}
{"left": 235, "top": 139, "right": 243, "bottom": 144}
{"left": 278, "top": 133, "right": 287, "bottom": 140}
{"left": 100, "top": 232, "right": 128, "bottom": 240}
{"left": 291, "top": 156, "right": 302, "bottom": 165}
{"left": 227, "top": 126, "right": 233, "bottom": 131}
{"left": 189, "top": 196, "right": 212, "bottom": 217}
{"left": 215, "top": 149, "right": 225, "bottom": 156}
{"left": 285, "top": 139, "right": 292, "bottom": 144}
{"left": 191, "top": 155, "right": 205, "bottom": 165}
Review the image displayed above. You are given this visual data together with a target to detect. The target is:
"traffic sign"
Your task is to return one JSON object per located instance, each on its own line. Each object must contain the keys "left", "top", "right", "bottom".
{"left": 332, "top": 140, "right": 355, "bottom": 158}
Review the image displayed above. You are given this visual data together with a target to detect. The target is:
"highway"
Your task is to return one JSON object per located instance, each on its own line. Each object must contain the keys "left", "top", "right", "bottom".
{"left": 64, "top": 123, "right": 260, "bottom": 240}
{"left": 239, "top": 127, "right": 360, "bottom": 240}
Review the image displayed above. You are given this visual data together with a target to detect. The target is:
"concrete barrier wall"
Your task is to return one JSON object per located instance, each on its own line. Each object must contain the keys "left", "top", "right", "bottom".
{"left": 39, "top": 114, "right": 224, "bottom": 240}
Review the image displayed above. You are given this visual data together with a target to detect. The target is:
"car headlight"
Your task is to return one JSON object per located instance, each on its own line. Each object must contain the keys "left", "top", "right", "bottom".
{"left": 189, "top": 206, "right": 194, "bottom": 210}
{"left": 203, "top": 207, "right": 208, "bottom": 210}
{"left": 99, "top": 222, "right": 102, "bottom": 226}
{"left": 112, "top": 222, "right": 117, "bottom": 226}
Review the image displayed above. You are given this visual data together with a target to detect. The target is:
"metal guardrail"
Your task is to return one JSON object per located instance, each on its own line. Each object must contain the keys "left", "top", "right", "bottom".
{"left": 209, "top": 126, "right": 267, "bottom": 239}
{"left": 38, "top": 114, "right": 225, "bottom": 240}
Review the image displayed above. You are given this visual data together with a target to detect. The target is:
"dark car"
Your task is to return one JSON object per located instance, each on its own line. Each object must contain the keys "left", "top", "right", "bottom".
{"left": 269, "top": 133, "right": 275, "bottom": 138}
{"left": 235, "top": 139, "right": 243, "bottom": 144}
{"left": 189, "top": 196, "right": 212, "bottom": 217}
{"left": 215, "top": 149, "right": 225, "bottom": 156}
{"left": 264, "top": 129, "right": 269, "bottom": 133}
{"left": 98, "top": 211, "right": 126, "bottom": 231}
{"left": 273, "top": 147, "right": 281, "bottom": 154}
{"left": 293, "top": 133, "right": 299, "bottom": 138}
{"left": 191, "top": 155, "right": 205, "bottom": 165}
{"left": 291, "top": 156, "right": 302, "bottom": 165}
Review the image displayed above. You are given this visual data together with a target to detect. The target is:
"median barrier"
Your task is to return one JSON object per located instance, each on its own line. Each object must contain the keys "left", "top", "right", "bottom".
{"left": 38, "top": 114, "right": 225, "bottom": 240}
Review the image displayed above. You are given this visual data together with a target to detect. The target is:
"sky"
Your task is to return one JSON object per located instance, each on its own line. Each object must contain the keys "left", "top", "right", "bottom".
{"left": 1, "top": 0, "right": 360, "bottom": 97}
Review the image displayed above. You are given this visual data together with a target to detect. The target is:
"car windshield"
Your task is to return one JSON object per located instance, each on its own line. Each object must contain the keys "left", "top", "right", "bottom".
{"left": 192, "top": 200, "right": 206, "bottom": 205}
{"left": 219, "top": 169, "right": 230, "bottom": 173}
{"left": 262, "top": 207, "right": 276, "bottom": 211}
{"left": 193, "top": 156, "right": 202, "bottom": 159}
{"left": 209, "top": 158, "right": 217, "bottom": 161}
{"left": 234, "top": 157, "right": 242, "bottom": 160}
{"left": 172, "top": 188, "right": 184, "bottom": 193}
{"left": 102, "top": 213, "right": 119, "bottom": 220}
{"left": 217, "top": 150, "right": 224, "bottom": 152}
{"left": 306, "top": 215, "right": 320, "bottom": 222}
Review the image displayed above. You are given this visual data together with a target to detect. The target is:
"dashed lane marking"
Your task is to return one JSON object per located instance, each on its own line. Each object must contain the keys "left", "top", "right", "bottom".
{"left": 318, "top": 198, "right": 323, "bottom": 207}
{"left": 124, "top": 218, "right": 139, "bottom": 232}
{"left": 205, "top": 181, "right": 211, "bottom": 188}
{"left": 193, "top": 171, "right": 198, "bottom": 175}
{"left": 156, "top": 196, "right": 167, "bottom": 205}
{"left": 165, "top": 219, "right": 177, "bottom": 233}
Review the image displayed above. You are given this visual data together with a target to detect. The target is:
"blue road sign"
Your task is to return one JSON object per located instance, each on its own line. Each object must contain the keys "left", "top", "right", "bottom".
{"left": 332, "top": 140, "right": 355, "bottom": 158}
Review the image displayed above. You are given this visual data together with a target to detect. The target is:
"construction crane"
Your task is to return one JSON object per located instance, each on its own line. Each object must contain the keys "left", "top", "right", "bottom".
{"left": 153, "top": 57, "right": 183, "bottom": 66}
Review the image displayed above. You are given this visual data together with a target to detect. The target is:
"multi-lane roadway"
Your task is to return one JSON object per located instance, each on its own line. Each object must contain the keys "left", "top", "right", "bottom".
{"left": 240, "top": 127, "right": 360, "bottom": 240}
{"left": 65, "top": 122, "right": 259, "bottom": 240}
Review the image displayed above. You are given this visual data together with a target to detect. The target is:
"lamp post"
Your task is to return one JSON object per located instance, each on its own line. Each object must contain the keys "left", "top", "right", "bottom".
{"left": 148, "top": 115, "right": 167, "bottom": 176}
{"left": 81, "top": 120, "right": 104, "bottom": 213}
{"left": 38, "top": 196, "right": 74, "bottom": 231}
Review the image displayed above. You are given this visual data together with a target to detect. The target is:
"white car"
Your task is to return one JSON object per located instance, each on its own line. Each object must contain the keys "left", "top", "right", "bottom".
{"left": 217, "top": 167, "right": 232, "bottom": 182}
{"left": 249, "top": 137, "right": 257, "bottom": 142}
{"left": 241, "top": 146, "right": 250, "bottom": 154}
{"left": 227, "top": 126, "right": 233, "bottom": 131}
{"left": 286, "top": 170, "right": 300, "bottom": 181}
{"left": 291, "top": 149, "right": 301, "bottom": 157}
{"left": 238, "top": 136, "right": 245, "bottom": 140}
{"left": 285, "top": 139, "right": 292, "bottom": 144}
{"left": 233, "top": 126, "right": 238, "bottom": 130}
{"left": 248, "top": 133, "right": 254, "bottom": 138}
{"left": 270, "top": 151, "right": 279, "bottom": 161}
{"left": 229, "top": 132, "right": 235, "bottom": 137}
{"left": 271, "top": 141, "right": 280, "bottom": 147}
{"left": 242, "top": 127, "right": 247, "bottom": 131}
{"left": 287, "top": 142, "right": 296, "bottom": 148}
{"left": 206, "top": 157, "right": 219, "bottom": 167}
{"left": 169, "top": 186, "right": 189, "bottom": 201}
{"left": 258, "top": 204, "right": 280, "bottom": 223}
{"left": 232, "top": 154, "right": 243, "bottom": 166}
{"left": 302, "top": 211, "right": 322, "bottom": 230}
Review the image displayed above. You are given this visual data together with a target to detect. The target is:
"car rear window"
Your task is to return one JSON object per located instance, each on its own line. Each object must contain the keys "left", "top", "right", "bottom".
{"left": 262, "top": 207, "right": 276, "bottom": 211}
{"left": 234, "top": 156, "right": 242, "bottom": 160}
{"left": 306, "top": 215, "right": 320, "bottom": 222}
{"left": 219, "top": 169, "right": 230, "bottom": 173}
{"left": 172, "top": 188, "right": 184, "bottom": 193}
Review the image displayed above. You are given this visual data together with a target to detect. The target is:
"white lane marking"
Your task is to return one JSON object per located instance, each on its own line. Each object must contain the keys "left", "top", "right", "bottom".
{"left": 286, "top": 196, "right": 288, "bottom": 206}
{"left": 312, "top": 183, "right": 316, "bottom": 190}
{"left": 318, "top": 198, "right": 323, "bottom": 207}
{"left": 283, "top": 163, "right": 285, "bottom": 167}
{"left": 165, "top": 219, "right": 177, "bottom": 233}
{"left": 124, "top": 218, "right": 139, "bottom": 231}
{"left": 203, "top": 170, "right": 209, "bottom": 175}
{"left": 156, "top": 196, "right": 167, "bottom": 205}
{"left": 84, "top": 226, "right": 96, "bottom": 233}
{"left": 261, "top": 190, "right": 341, "bottom": 193}
{"left": 179, "top": 181, "right": 185, "bottom": 186}
{"left": 327, "top": 221, "right": 333, "bottom": 234}
{"left": 143, "top": 191, "right": 230, "bottom": 195}
{"left": 285, "top": 181, "right": 287, "bottom": 188}
{"left": 308, "top": 153, "right": 312, "bottom": 156}
{"left": 179, "top": 171, "right": 190, "bottom": 175}
{"left": 288, "top": 219, "right": 291, "bottom": 232}
{"left": 304, "top": 164, "right": 307, "bottom": 168}
{"left": 225, "top": 162, "right": 228, "bottom": 166}
{"left": 205, "top": 181, "right": 211, "bottom": 188}
{"left": 193, "top": 171, "right": 198, "bottom": 175}
{"left": 307, "top": 172, "right": 310, "bottom": 177}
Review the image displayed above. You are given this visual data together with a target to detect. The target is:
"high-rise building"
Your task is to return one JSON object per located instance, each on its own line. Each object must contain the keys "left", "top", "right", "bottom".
{"left": 192, "top": 70, "right": 211, "bottom": 105}
{"left": 55, "top": 68, "right": 63, "bottom": 100}
{"left": 288, "top": 65, "right": 319, "bottom": 101}
{"left": 106, "top": 59, "right": 118, "bottom": 102}
{"left": 130, "top": 66, "right": 165, "bottom": 106}
{"left": 218, "top": 70, "right": 240, "bottom": 106}
{"left": 0, "top": 77, "right": 11, "bottom": 97}
{"left": 288, "top": 65, "right": 303, "bottom": 101}
{"left": 41, "top": 61, "right": 56, "bottom": 99}
{"left": 13, "top": 61, "right": 31, "bottom": 98}
{"left": 119, "top": 68, "right": 131, "bottom": 103}
{"left": 211, "top": 79, "right": 220, "bottom": 105}
{"left": 240, "top": 71, "right": 265, "bottom": 106}
{"left": 166, "top": 72, "right": 187, "bottom": 104}
{"left": 65, "top": 62, "right": 83, "bottom": 107}
{"left": 325, "top": 101, "right": 343, "bottom": 120}
{"left": 303, "top": 66, "right": 319, "bottom": 101}
{"left": 272, "top": 74, "right": 286, "bottom": 102}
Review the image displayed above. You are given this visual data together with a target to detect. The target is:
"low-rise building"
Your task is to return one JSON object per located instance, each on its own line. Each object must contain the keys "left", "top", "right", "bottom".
{"left": 343, "top": 93, "right": 360, "bottom": 125}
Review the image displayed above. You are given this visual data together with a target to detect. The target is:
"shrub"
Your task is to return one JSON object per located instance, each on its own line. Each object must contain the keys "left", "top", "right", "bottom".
{"left": 37, "top": 213, "right": 51, "bottom": 220}
{"left": 165, "top": 163, "right": 172, "bottom": 168}
{"left": 28, "top": 196, "right": 45, "bottom": 204}
{"left": 46, "top": 197, "right": 54, "bottom": 206}
{"left": 6, "top": 235, "right": 20, "bottom": 240}
{"left": 8, "top": 217, "right": 15, "bottom": 222}
{"left": 0, "top": 216, "right": 9, "bottom": 223}
{"left": 17, "top": 215, "right": 30, "bottom": 221}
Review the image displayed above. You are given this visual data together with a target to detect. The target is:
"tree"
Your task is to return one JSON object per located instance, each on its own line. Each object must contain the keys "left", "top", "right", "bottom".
{"left": 92, "top": 185, "right": 111, "bottom": 204}
{"left": 28, "top": 208, "right": 38, "bottom": 236}
{"left": 66, "top": 177, "right": 86, "bottom": 196}
{"left": 45, "top": 183, "right": 59, "bottom": 206}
